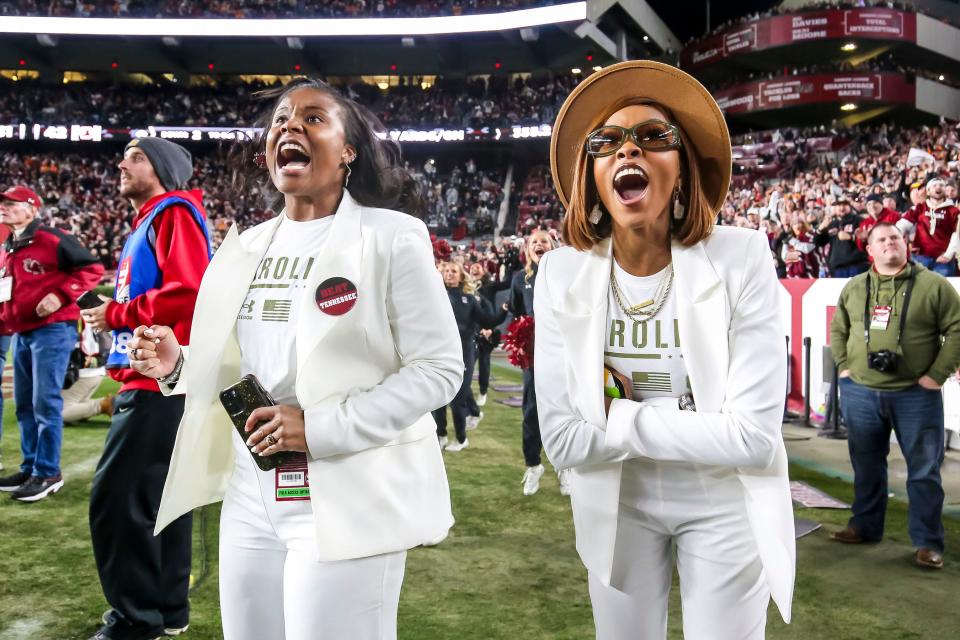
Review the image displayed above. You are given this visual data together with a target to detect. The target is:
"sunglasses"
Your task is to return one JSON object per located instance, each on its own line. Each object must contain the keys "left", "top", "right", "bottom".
{"left": 585, "top": 120, "right": 682, "bottom": 157}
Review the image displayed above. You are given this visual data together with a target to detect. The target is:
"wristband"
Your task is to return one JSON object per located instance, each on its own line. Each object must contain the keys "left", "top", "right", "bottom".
{"left": 158, "top": 349, "right": 185, "bottom": 387}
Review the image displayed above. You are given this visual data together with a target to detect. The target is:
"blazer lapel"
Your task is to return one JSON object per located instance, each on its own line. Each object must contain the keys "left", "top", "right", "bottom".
{"left": 671, "top": 240, "right": 728, "bottom": 412}
{"left": 554, "top": 238, "right": 611, "bottom": 427}
{"left": 294, "top": 192, "right": 363, "bottom": 381}
{"left": 185, "top": 219, "right": 281, "bottom": 390}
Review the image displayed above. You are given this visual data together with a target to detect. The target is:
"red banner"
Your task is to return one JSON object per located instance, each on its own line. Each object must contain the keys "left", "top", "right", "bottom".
{"left": 682, "top": 8, "right": 917, "bottom": 68}
{"left": 714, "top": 72, "right": 915, "bottom": 114}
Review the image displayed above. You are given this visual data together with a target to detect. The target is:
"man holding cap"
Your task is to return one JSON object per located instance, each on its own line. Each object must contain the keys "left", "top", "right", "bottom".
{"left": 856, "top": 193, "right": 901, "bottom": 253}
{"left": 897, "top": 176, "right": 959, "bottom": 276}
{"left": 0, "top": 185, "right": 103, "bottom": 500}
{"left": 81, "top": 138, "right": 212, "bottom": 640}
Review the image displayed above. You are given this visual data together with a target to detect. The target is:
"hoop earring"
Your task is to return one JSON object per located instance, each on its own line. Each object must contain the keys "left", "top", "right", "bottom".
{"left": 589, "top": 203, "right": 603, "bottom": 224}
{"left": 672, "top": 186, "right": 686, "bottom": 221}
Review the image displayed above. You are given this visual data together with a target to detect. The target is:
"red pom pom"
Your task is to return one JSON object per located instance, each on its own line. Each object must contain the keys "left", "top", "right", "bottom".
{"left": 433, "top": 238, "right": 452, "bottom": 262}
{"left": 502, "top": 315, "right": 535, "bottom": 370}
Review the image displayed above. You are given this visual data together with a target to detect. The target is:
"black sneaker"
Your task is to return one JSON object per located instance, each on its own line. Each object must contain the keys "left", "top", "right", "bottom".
{"left": 11, "top": 474, "right": 64, "bottom": 502}
{"left": 0, "top": 470, "right": 31, "bottom": 492}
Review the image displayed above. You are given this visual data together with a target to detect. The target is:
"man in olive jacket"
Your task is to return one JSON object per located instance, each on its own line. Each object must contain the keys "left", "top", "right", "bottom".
{"left": 830, "top": 222, "right": 960, "bottom": 570}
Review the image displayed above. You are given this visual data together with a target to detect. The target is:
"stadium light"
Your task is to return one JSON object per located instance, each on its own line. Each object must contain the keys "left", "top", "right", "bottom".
{"left": 840, "top": 103, "right": 858, "bottom": 111}
{"left": 571, "top": 68, "right": 581, "bottom": 74}
{"left": 841, "top": 42, "right": 857, "bottom": 52}
{"left": 0, "top": 3, "right": 587, "bottom": 37}
{"left": 592, "top": 65, "right": 602, "bottom": 72}
{"left": 939, "top": 75, "right": 945, "bottom": 81}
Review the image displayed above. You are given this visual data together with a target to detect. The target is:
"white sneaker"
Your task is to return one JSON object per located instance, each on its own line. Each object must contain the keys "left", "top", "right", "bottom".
{"left": 477, "top": 393, "right": 487, "bottom": 407}
{"left": 557, "top": 469, "right": 571, "bottom": 496}
{"left": 438, "top": 435, "right": 449, "bottom": 449}
{"left": 445, "top": 438, "right": 469, "bottom": 452}
{"left": 522, "top": 464, "right": 545, "bottom": 496}
{"left": 466, "top": 412, "right": 484, "bottom": 431}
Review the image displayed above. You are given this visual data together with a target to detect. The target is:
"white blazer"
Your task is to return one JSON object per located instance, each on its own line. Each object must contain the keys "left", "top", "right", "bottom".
{"left": 155, "top": 192, "right": 463, "bottom": 562}
{"left": 533, "top": 226, "right": 795, "bottom": 623}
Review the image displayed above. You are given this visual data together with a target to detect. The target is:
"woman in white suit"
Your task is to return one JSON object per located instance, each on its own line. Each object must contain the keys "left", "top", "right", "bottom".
{"left": 126, "top": 78, "right": 463, "bottom": 640}
{"left": 535, "top": 60, "right": 795, "bottom": 639}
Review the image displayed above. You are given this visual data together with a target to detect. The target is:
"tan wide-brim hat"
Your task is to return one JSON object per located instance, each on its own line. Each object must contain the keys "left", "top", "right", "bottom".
{"left": 550, "top": 60, "right": 731, "bottom": 213}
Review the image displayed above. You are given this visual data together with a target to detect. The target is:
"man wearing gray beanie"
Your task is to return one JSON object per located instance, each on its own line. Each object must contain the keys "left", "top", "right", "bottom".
{"left": 81, "top": 137, "right": 213, "bottom": 640}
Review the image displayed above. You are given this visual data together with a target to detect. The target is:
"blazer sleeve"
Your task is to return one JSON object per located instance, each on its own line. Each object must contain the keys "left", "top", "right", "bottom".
{"left": 605, "top": 231, "right": 787, "bottom": 469}
{"left": 304, "top": 224, "right": 464, "bottom": 458}
{"left": 533, "top": 253, "right": 631, "bottom": 469}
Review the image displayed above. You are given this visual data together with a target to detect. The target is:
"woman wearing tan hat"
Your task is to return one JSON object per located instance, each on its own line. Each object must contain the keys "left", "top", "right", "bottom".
{"left": 534, "top": 60, "right": 794, "bottom": 638}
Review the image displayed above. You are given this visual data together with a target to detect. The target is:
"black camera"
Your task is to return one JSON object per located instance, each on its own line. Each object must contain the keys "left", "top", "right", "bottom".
{"left": 867, "top": 349, "right": 899, "bottom": 373}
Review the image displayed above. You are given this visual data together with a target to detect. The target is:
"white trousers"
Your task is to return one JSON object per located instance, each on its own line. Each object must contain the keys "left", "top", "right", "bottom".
{"left": 218, "top": 432, "right": 406, "bottom": 640}
{"left": 589, "top": 459, "right": 768, "bottom": 640}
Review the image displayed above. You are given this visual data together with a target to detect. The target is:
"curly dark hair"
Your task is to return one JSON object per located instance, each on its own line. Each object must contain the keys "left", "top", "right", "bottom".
{"left": 228, "top": 77, "right": 425, "bottom": 217}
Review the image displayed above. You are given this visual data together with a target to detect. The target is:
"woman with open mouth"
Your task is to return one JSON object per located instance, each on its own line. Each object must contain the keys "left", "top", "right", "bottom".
{"left": 534, "top": 60, "right": 795, "bottom": 638}
{"left": 124, "top": 77, "right": 463, "bottom": 640}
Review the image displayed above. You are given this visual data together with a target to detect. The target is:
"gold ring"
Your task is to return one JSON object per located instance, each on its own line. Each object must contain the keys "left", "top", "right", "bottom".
{"left": 264, "top": 434, "right": 278, "bottom": 447}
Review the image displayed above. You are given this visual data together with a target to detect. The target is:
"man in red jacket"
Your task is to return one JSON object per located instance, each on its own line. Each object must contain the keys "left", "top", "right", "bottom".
{"left": 897, "top": 176, "right": 960, "bottom": 276}
{"left": 81, "top": 138, "right": 212, "bottom": 640}
{"left": 0, "top": 185, "right": 104, "bottom": 501}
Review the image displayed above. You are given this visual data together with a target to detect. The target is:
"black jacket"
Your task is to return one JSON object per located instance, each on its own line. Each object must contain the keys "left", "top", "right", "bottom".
{"left": 445, "top": 287, "right": 506, "bottom": 344}
{"left": 815, "top": 212, "right": 867, "bottom": 270}
{"left": 508, "top": 265, "right": 537, "bottom": 317}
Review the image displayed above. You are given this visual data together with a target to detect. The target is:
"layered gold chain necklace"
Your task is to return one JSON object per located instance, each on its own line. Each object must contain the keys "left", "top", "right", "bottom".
{"left": 609, "top": 261, "right": 674, "bottom": 322}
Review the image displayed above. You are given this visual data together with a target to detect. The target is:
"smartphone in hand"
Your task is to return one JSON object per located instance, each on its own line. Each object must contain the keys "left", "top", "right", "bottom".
{"left": 220, "top": 374, "right": 297, "bottom": 472}
{"left": 77, "top": 290, "right": 104, "bottom": 310}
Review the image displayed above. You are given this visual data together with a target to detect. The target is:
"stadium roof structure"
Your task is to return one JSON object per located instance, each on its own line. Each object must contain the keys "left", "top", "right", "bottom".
{"left": 0, "top": 2, "right": 678, "bottom": 77}
{"left": 678, "top": 4, "right": 960, "bottom": 129}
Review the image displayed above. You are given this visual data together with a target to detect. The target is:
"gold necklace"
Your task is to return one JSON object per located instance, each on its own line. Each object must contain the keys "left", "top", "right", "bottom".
{"left": 610, "top": 262, "right": 674, "bottom": 322}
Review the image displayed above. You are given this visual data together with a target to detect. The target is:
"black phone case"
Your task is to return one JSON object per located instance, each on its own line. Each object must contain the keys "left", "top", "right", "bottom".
{"left": 77, "top": 291, "right": 103, "bottom": 310}
{"left": 219, "top": 374, "right": 297, "bottom": 472}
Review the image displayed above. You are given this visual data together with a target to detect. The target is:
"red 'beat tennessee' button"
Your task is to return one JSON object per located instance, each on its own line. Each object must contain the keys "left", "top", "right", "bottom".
{"left": 315, "top": 277, "right": 358, "bottom": 316}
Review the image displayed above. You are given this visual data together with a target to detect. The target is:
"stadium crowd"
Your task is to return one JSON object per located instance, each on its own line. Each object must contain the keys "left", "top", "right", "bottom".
{"left": 0, "top": 149, "right": 510, "bottom": 267}
{"left": 0, "top": 117, "right": 957, "bottom": 277}
{"left": 2, "top": 73, "right": 577, "bottom": 130}
{"left": 1, "top": 0, "right": 552, "bottom": 17}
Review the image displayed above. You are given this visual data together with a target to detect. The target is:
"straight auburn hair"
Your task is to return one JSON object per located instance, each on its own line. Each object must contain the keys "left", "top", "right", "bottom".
{"left": 561, "top": 98, "right": 715, "bottom": 251}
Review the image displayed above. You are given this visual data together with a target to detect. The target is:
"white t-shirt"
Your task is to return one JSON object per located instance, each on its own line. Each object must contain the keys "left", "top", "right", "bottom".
{"left": 236, "top": 214, "right": 334, "bottom": 407}
{"left": 605, "top": 261, "right": 740, "bottom": 507}
{"left": 604, "top": 262, "right": 688, "bottom": 401}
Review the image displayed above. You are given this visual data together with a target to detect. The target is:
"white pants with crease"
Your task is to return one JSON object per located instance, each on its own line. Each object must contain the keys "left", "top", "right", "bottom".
{"left": 588, "top": 458, "right": 769, "bottom": 640}
{"left": 218, "top": 430, "right": 406, "bottom": 640}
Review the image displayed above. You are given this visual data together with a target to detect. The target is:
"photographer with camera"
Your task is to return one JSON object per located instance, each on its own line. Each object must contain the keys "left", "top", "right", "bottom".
{"left": 830, "top": 222, "right": 960, "bottom": 570}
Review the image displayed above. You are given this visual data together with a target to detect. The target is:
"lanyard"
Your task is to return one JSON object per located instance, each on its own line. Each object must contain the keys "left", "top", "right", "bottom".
{"left": 863, "top": 264, "right": 915, "bottom": 349}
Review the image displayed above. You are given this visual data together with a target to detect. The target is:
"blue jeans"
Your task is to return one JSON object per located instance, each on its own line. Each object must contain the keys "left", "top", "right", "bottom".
{"left": 838, "top": 377, "right": 945, "bottom": 551}
{"left": 14, "top": 322, "right": 77, "bottom": 478}
{"left": 832, "top": 264, "right": 867, "bottom": 278}
{"left": 912, "top": 253, "right": 957, "bottom": 277}
{"left": 0, "top": 334, "right": 11, "bottom": 442}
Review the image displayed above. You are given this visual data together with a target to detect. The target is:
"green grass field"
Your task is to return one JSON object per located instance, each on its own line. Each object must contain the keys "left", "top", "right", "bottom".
{"left": 1, "top": 364, "right": 958, "bottom": 640}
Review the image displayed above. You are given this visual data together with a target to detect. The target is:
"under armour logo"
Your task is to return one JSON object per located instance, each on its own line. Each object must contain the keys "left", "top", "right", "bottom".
{"left": 240, "top": 300, "right": 255, "bottom": 314}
